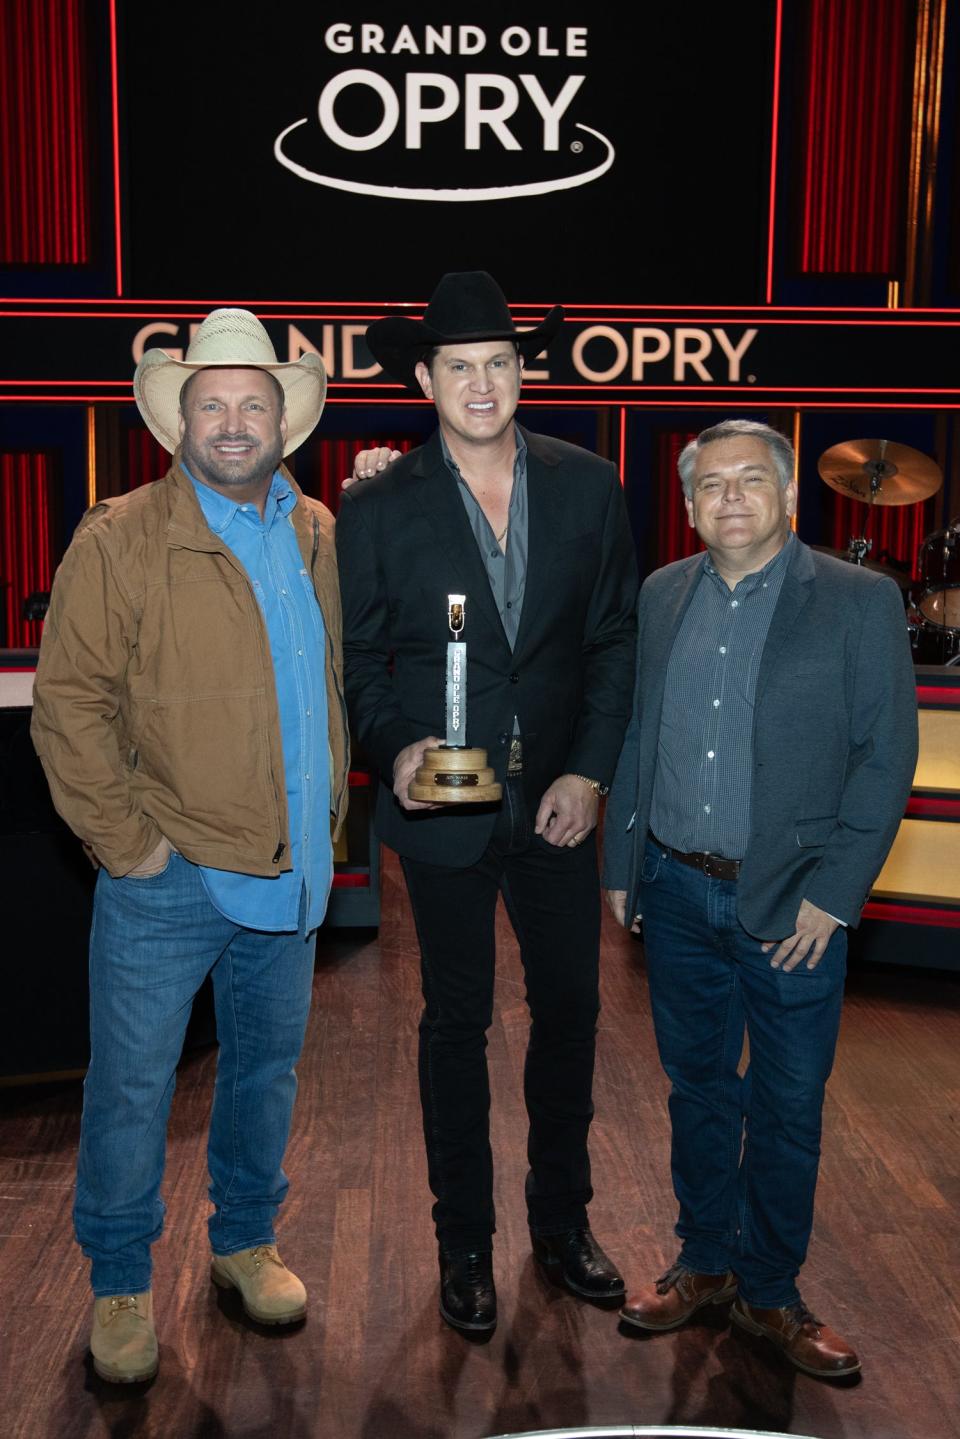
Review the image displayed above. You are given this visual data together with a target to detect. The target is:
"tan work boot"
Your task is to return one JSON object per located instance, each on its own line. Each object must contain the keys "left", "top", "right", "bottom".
{"left": 90, "top": 1291, "right": 158, "bottom": 1383}
{"left": 211, "top": 1244, "right": 306, "bottom": 1324}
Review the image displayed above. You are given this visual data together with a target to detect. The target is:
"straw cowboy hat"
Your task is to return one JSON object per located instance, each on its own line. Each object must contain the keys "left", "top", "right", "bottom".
{"left": 133, "top": 307, "right": 326, "bottom": 456}
{"left": 364, "top": 271, "right": 564, "bottom": 393}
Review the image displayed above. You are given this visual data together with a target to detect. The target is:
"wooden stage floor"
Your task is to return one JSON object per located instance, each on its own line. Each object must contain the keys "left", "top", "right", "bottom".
{"left": 2, "top": 848, "right": 959, "bottom": 1439}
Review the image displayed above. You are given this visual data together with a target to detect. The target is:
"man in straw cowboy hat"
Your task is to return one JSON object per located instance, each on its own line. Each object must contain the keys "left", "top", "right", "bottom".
{"left": 32, "top": 308, "right": 348, "bottom": 1382}
{"left": 336, "top": 272, "right": 638, "bottom": 1332}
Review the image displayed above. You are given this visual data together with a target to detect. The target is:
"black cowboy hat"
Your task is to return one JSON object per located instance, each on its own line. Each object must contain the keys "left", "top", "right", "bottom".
{"left": 365, "top": 271, "right": 564, "bottom": 393}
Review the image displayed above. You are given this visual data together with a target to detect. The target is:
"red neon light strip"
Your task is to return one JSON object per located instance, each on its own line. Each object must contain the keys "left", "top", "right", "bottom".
{"left": 3, "top": 379, "right": 132, "bottom": 387}
{"left": 618, "top": 407, "right": 627, "bottom": 485}
{"left": 7, "top": 311, "right": 960, "bottom": 332}
{"left": 765, "top": 0, "right": 784, "bottom": 302}
{"left": 331, "top": 873, "right": 371, "bottom": 888}
{"left": 862, "top": 901, "right": 960, "bottom": 928}
{"left": 905, "top": 797, "right": 960, "bottom": 818}
{"left": 7, "top": 379, "right": 960, "bottom": 398}
{"left": 916, "top": 685, "right": 960, "bottom": 706}
{"left": 5, "top": 298, "right": 960, "bottom": 315}
{"left": 347, "top": 770, "right": 371, "bottom": 786}
{"left": 6, "top": 396, "right": 960, "bottom": 412}
{"left": 109, "top": 0, "right": 123, "bottom": 294}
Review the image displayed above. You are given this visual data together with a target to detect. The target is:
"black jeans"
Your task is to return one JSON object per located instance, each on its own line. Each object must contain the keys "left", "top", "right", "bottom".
{"left": 400, "top": 776, "right": 601, "bottom": 1257}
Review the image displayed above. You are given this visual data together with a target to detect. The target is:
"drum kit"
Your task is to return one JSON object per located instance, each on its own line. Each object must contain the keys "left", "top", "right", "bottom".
{"left": 816, "top": 437, "right": 960, "bottom": 666}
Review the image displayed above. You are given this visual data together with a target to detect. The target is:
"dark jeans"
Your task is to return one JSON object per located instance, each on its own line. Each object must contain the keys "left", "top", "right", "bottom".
{"left": 638, "top": 837, "right": 846, "bottom": 1307}
{"left": 400, "top": 776, "right": 601, "bottom": 1257}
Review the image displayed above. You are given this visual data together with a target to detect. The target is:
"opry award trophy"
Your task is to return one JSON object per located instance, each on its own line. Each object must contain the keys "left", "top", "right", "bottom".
{"left": 408, "top": 595, "right": 502, "bottom": 804}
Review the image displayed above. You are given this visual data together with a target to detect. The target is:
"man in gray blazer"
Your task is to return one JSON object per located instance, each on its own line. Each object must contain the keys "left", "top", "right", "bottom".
{"left": 603, "top": 419, "right": 917, "bottom": 1379}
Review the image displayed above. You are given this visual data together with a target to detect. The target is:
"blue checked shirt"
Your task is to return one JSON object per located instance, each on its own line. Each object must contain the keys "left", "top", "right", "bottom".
{"left": 650, "top": 533, "right": 794, "bottom": 860}
{"left": 189, "top": 469, "right": 332, "bottom": 932}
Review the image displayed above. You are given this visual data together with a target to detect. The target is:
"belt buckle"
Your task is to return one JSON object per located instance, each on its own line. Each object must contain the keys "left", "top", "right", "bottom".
{"left": 702, "top": 852, "right": 722, "bottom": 879}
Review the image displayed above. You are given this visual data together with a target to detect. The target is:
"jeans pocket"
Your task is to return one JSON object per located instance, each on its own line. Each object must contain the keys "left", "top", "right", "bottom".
{"left": 124, "top": 852, "right": 175, "bottom": 883}
{"left": 639, "top": 843, "right": 663, "bottom": 884}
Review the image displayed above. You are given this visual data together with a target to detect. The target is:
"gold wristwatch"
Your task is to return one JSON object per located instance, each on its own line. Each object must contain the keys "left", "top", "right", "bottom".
{"left": 572, "top": 774, "right": 610, "bottom": 797}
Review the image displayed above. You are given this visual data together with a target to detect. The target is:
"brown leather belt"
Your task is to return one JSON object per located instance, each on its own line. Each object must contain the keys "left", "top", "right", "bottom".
{"left": 650, "top": 832, "right": 741, "bottom": 882}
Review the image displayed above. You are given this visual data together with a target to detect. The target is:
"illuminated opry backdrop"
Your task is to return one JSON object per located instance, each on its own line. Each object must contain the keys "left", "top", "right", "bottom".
{"left": 116, "top": 4, "right": 773, "bottom": 301}
{"left": 1, "top": 0, "right": 960, "bottom": 632}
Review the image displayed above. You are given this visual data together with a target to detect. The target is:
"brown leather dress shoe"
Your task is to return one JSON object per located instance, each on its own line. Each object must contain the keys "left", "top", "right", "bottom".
{"left": 731, "top": 1297, "right": 861, "bottom": 1377}
{"left": 619, "top": 1261, "right": 737, "bottom": 1331}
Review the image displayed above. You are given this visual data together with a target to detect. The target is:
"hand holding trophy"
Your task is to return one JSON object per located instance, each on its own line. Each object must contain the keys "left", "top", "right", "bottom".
{"left": 408, "top": 595, "right": 503, "bottom": 804}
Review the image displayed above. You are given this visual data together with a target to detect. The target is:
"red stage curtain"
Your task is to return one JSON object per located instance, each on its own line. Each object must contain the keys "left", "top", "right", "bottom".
{"left": 301, "top": 438, "right": 414, "bottom": 514}
{"left": 0, "top": 0, "right": 90, "bottom": 264}
{"left": 126, "top": 429, "right": 171, "bottom": 490}
{"left": 1, "top": 453, "right": 56, "bottom": 647}
{"left": 655, "top": 430, "right": 704, "bottom": 567}
{"left": 799, "top": 0, "right": 909, "bottom": 274}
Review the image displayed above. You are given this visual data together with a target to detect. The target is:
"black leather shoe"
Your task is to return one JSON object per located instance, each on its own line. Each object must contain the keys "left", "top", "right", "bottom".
{"left": 439, "top": 1251, "right": 497, "bottom": 1332}
{"left": 531, "top": 1228, "right": 626, "bottom": 1299}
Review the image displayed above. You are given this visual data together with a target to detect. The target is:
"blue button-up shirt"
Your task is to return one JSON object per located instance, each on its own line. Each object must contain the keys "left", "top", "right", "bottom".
{"left": 189, "top": 469, "right": 332, "bottom": 932}
{"left": 650, "top": 533, "right": 794, "bottom": 859}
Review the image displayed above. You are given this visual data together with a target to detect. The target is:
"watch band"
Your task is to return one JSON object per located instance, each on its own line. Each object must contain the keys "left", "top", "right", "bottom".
{"left": 572, "top": 774, "right": 610, "bottom": 797}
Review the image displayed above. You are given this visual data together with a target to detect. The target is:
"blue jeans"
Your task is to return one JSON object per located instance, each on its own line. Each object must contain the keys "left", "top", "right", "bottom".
{"left": 638, "top": 837, "right": 846, "bottom": 1308}
{"left": 76, "top": 853, "right": 316, "bottom": 1297}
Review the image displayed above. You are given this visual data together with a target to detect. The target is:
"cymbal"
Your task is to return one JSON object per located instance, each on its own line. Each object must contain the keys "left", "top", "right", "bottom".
{"left": 812, "top": 545, "right": 911, "bottom": 589}
{"left": 817, "top": 438, "right": 942, "bottom": 506}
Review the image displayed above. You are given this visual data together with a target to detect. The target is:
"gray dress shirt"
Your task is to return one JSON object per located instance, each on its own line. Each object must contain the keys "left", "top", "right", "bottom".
{"left": 440, "top": 426, "right": 528, "bottom": 649}
{"left": 441, "top": 428, "right": 529, "bottom": 738}
{"left": 650, "top": 533, "right": 794, "bottom": 859}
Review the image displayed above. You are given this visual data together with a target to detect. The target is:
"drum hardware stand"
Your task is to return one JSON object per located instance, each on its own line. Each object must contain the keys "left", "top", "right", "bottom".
{"left": 845, "top": 535, "right": 872, "bottom": 565}
{"left": 846, "top": 441, "right": 896, "bottom": 566}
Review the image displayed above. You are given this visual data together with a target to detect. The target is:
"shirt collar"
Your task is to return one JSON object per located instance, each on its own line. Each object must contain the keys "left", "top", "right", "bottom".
{"left": 439, "top": 425, "right": 527, "bottom": 481}
{"left": 704, "top": 529, "right": 795, "bottom": 590}
{"left": 185, "top": 465, "right": 294, "bottom": 534}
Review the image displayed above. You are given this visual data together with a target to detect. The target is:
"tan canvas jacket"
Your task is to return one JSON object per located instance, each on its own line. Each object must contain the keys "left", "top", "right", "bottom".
{"left": 31, "top": 453, "right": 349, "bottom": 878}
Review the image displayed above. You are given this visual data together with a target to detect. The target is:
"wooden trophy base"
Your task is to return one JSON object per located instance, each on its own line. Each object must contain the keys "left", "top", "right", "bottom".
{"left": 408, "top": 746, "right": 503, "bottom": 804}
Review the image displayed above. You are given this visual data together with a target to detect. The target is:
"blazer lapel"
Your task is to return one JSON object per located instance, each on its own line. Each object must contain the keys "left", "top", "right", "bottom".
{"left": 408, "top": 433, "right": 511, "bottom": 651}
{"left": 512, "top": 433, "right": 562, "bottom": 659}
{"left": 754, "top": 538, "right": 816, "bottom": 704}
{"left": 643, "top": 554, "right": 704, "bottom": 727}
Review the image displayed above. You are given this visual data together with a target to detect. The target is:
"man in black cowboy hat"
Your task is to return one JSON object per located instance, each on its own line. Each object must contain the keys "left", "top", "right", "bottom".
{"left": 336, "top": 272, "right": 638, "bottom": 1332}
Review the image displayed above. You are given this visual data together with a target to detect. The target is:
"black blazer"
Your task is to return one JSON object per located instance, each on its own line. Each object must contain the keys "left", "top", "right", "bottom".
{"left": 336, "top": 426, "right": 638, "bottom": 865}
{"left": 602, "top": 540, "right": 919, "bottom": 937}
